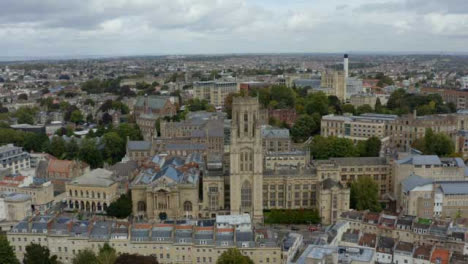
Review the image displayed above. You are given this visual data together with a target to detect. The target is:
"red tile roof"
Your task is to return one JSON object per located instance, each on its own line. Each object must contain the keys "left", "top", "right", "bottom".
{"left": 48, "top": 159, "right": 73, "bottom": 174}
{"left": 430, "top": 248, "right": 450, "bottom": 264}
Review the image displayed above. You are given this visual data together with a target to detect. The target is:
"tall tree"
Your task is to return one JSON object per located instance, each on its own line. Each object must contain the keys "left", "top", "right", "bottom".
{"left": 374, "top": 98, "right": 383, "bottom": 113}
{"left": 15, "top": 107, "right": 36, "bottom": 124}
{"left": 270, "top": 85, "right": 295, "bottom": 109}
{"left": 350, "top": 176, "right": 382, "bottom": 212}
{"left": 305, "top": 92, "right": 329, "bottom": 115}
{"left": 216, "top": 248, "right": 254, "bottom": 264}
{"left": 115, "top": 254, "right": 158, "bottom": 264}
{"left": 0, "top": 235, "right": 19, "bottom": 264}
{"left": 23, "top": 243, "right": 59, "bottom": 264}
{"left": 49, "top": 136, "right": 66, "bottom": 158}
{"left": 79, "top": 138, "right": 103, "bottom": 168}
{"left": 291, "top": 115, "right": 317, "bottom": 143}
{"left": 65, "top": 138, "right": 79, "bottom": 160}
{"left": 342, "top": 104, "right": 355, "bottom": 114}
{"left": 106, "top": 194, "right": 132, "bottom": 219}
{"left": 103, "top": 132, "right": 125, "bottom": 164}
{"left": 70, "top": 110, "right": 84, "bottom": 124}
{"left": 72, "top": 249, "right": 97, "bottom": 264}
{"left": 97, "top": 243, "right": 117, "bottom": 264}
{"left": 356, "top": 104, "right": 373, "bottom": 115}
{"left": 361, "top": 136, "right": 381, "bottom": 157}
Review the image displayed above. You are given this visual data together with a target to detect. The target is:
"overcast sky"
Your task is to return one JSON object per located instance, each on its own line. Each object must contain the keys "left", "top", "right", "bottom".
{"left": 1, "top": 0, "right": 467, "bottom": 57}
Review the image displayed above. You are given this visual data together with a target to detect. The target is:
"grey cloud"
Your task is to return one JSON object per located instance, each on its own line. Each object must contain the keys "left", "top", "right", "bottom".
{"left": 355, "top": 0, "right": 468, "bottom": 14}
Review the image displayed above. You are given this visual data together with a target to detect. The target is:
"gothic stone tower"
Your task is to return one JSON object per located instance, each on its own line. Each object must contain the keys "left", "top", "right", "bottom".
{"left": 230, "top": 96, "right": 263, "bottom": 222}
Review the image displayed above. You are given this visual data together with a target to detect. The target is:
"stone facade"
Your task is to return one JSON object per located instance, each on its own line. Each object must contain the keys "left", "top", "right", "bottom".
{"left": 65, "top": 169, "right": 118, "bottom": 213}
{"left": 46, "top": 159, "right": 89, "bottom": 193}
{"left": 229, "top": 97, "right": 264, "bottom": 222}
{"left": 7, "top": 215, "right": 283, "bottom": 264}
{"left": 193, "top": 81, "right": 239, "bottom": 107}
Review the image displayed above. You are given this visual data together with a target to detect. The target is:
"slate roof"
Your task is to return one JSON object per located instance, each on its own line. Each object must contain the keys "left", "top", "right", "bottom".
{"left": 132, "top": 154, "right": 201, "bottom": 185}
{"left": 261, "top": 125, "right": 290, "bottom": 139}
{"left": 397, "top": 155, "right": 441, "bottom": 165}
{"left": 135, "top": 96, "right": 171, "bottom": 110}
{"left": 440, "top": 182, "right": 468, "bottom": 195}
{"left": 108, "top": 160, "right": 138, "bottom": 178}
{"left": 401, "top": 174, "right": 433, "bottom": 193}
{"left": 127, "top": 141, "right": 151, "bottom": 151}
{"left": 331, "top": 157, "right": 388, "bottom": 166}
{"left": 322, "top": 178, "right": 343, "bottom": 190}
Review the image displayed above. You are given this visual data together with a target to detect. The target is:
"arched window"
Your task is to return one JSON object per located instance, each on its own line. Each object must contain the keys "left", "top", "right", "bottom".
{"left": 240, "top": 148, "right": 253, "bottom": 172}
{"left": 86, "top": 191, "right": 89, "bottom": 198}
{"left": 97, "top": 193, "right": 100, "bottom": 199}
{"left": 75, "top": 190, "right": 78, "bottom": 197}
{"left": 137, "top": 201, "right": 146, "bottom": 212}
{"left": 241, "top": 181, "right": 252, "bottom": 209}
{"left": 80, "top": 190, "right": 83, "bottom": 197}
{"left": 91, "top": 191, "right": 95, "bottom": 198}
{"left": 69, "top": 190, "right": 72, "bottom": 197}
{"left": 103, "top": 193, "right": 106, "bottom": 199}
{"left": 184, "top": 201, "right": 193, "bottom": 212}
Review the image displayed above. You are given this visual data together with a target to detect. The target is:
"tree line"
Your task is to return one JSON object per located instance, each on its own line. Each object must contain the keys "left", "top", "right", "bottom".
{"left": 264, "top": 209, "right": 321, "bottom": 225}
{"left": 310, "top": 136, "right": 381, "bottom": 160}
{"left": 0, "top": 123, "right": 142, "bottom": 168}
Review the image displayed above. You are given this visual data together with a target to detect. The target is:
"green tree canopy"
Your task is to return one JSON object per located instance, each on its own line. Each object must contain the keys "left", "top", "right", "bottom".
{"left": 115, "top": 254, "right": 158, "bottom": 264}
{"left": 216, "top": 248, "right": 254, "bottom": 264}
{"left": 78, "top": 138, "right": 103, "bottom": 168}
{"left": 72, "top": 249, "right": 97, "bottom": 264}
{"left": 412, "top": 128, "right": 455, "bottom": 156}
{"left": 103, "top": 132, "right": 125, "bottom": 164}
{"left": 106, "top": 193, "right": 132, "bottom": 219}
{"left": 291, "top": 115, "right": 318, "bottom": 143}
{"left": 23, "top": 243, "right": 59, "bottom": 264}
{"left": 342, "top": 104, "right": 355, "bottom": 114}
{"left": 65, "top": 138, "right": 80, "bottom": 160}
{"left": 14, "top": 106, "right": 37, "bottom": 124}
{"left": 310, "top": 136, "right": 381, "bottom": 159}
{"left": 0, "top": 235, "right": 19, "bottom": 264}
{"left": 356, "top": 104, "right": 373, "bottom": 115}
{"left": 270, "top": 85, "right": 296, "bottom": 109}
{"left": 49, "top": 136, "right": 66, "bottom": 158}
{"left": 97, "top": 243, "right": 117, "bottom": 264}
{"left": 305, "top": 92, "right": 329, "bottom": 116}
{"left": 360, "top": 136, "right": 381, "bottom": 157}
{"left": 70, "top": 110, "right": 84, "bottom": 124}
{"left": 350, "top": 176, "right": 382, "bottom": 212}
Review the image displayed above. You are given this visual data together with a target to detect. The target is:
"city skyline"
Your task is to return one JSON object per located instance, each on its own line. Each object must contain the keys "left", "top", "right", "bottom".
{"left": 1, "top": 0, "right": 467, "bottom": 57}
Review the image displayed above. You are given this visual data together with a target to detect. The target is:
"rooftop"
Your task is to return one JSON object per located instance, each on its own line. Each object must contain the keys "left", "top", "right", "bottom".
{"left": 440, "top": 182, "right": 468, "bottom": 195}
{"left": 69, "top": 168, "right": 115, "bottom": 187}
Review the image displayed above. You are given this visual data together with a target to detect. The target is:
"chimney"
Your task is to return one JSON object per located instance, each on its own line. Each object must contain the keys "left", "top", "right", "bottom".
{"left": 343, "top": 54, "right": 349, "bottom": 79}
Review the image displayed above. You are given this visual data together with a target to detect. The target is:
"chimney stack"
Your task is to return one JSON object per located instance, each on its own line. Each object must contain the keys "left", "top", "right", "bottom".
{"left": 343, "top": 54, "right": 349, "bottom": 79}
